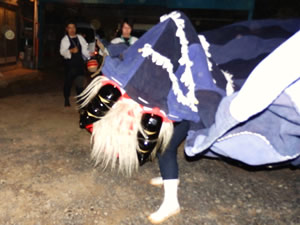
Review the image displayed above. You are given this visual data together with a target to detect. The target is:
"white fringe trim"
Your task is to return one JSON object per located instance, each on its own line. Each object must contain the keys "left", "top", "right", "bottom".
{"left": 139, "top": 11, "right": 198, "bottom": 112}
{"left": 198, "top": 35, "right": 213, "bottom": 72}
{"left": 198, "top": 35, "right": 235, "bottom": 96}
{"left": 220, "top": 70, "right": 235, "bottom": 96}
{"left": 140, "top": 44, "right": 198, "bottom": 112}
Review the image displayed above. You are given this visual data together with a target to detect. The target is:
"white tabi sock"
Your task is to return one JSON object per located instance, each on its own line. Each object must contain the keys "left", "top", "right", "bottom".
{"left": 148, "top": 179, "right": 180, "bottom": 224}
{"left": 150, "top": 177, "right": 180, "bottom": 187}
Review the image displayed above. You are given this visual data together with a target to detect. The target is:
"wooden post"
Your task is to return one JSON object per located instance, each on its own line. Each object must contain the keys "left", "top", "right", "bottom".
{"left": 33, "top": 0, "right": 39, "bottom": 69}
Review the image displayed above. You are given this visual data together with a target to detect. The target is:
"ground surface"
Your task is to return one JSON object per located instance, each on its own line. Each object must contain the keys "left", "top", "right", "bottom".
{"left": 0, "top": 67, "right": 299, "bottom": 225}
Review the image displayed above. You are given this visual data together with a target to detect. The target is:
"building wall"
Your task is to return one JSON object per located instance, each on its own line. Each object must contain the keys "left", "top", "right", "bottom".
{"left": 0, "top": 1, "right": 18, "bottom": 65}
{"left": 0, "top": 0, "right": 17, "bottom": 6}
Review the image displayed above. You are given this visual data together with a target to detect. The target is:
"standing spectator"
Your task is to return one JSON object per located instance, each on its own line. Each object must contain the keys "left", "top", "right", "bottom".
{"left": 60, "top": 21, "right": 90, "bottom": 107}
{"left": 111, "top": 18, "right": 138, "bottom": 46}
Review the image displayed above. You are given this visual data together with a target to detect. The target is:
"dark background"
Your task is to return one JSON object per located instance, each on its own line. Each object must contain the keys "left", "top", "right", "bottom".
{"left": 4, "top": 0, "right": 300, "bottom": 69}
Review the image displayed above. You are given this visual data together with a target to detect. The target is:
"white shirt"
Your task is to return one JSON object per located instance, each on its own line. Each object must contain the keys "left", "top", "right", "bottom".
{"left": 111, "top": 36, "right": 138, "bottom": 46}
{"left": 59, "top": 34, "right": 90, "bottom": 60}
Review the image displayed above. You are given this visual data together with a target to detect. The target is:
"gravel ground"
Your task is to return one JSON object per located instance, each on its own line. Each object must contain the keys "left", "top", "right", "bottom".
{"left": 0, "top": 69, "right": 299, "bottom": 225}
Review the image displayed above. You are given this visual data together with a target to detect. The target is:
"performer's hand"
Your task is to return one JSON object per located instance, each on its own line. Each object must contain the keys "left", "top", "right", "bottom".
{"left": 70, "top": 47, "right": 78, "bottom": 54}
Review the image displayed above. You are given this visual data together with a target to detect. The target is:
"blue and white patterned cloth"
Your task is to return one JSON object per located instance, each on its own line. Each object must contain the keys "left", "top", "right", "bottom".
{"left": 186, "top": 22, "right": 300, "bottom": 167}
{"left": 102, "top": 11, "right": 224, "bottom": 122}
{"left": 103, "top": 12, "right": 300, "bottom": 167}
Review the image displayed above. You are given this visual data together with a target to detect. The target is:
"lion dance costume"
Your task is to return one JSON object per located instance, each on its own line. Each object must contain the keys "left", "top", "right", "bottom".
{"left": 78, "top": 11, "right": 300, "bottom": 224}
{"left": 78, "top": 11, "right": 225, "bottom": 175}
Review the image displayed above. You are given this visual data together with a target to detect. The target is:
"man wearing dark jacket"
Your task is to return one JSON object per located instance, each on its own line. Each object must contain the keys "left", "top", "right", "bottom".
{"left": 60, "top": 21, "right": 90, "bottom": 107}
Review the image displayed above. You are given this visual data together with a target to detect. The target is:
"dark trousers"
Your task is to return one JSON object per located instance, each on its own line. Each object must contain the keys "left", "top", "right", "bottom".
{"left": 64, "top": 66, "right": 85, "bottom": 100}
{"left": 157, "top": 120, "right": 190, "bottom": 180}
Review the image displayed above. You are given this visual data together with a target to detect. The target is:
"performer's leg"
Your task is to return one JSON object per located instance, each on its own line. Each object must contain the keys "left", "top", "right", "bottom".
{"left": 148, "top": 120, "right": 190, "bottom": 224}
{"left": 64, "top": 66, "right": 84, "bottom": 106}
{"left": 74, "top": 75, "right": 85, "bottom": 96}
{"left": 63, "top": 68, "right": 73, "bottom": 107}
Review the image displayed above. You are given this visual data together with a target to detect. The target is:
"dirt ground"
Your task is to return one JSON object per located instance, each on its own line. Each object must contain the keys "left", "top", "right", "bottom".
{"left": 0, "top": 68, "right": 299, "bottom": 225}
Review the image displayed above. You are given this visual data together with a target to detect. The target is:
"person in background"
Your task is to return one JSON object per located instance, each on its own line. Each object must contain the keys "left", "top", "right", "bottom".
{"left": 60, "top": 21, "right": 90, "bottom": 107}
{"left": 111, "top": 18, "right": 138, "bottom": 46}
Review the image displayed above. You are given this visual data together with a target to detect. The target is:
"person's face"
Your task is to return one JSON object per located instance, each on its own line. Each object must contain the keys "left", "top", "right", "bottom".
{"left": 66, "top": 24, "right": 76, "bottom": 37}
{"left": 122, "top": 22, "right": 132, "bottom": 38}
